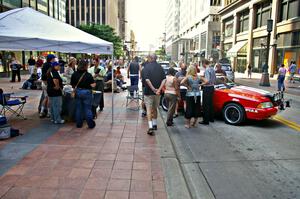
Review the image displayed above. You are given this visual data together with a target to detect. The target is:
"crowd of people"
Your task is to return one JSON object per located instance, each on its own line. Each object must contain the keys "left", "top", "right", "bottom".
{"left": 4, "top": 52, "right": 298, "bottom": 133}
{"left": 139, "top": 54, "right": 219, "bottom": 135}
{"left": 8, "top": 54, "right": 127, "bottom": 128}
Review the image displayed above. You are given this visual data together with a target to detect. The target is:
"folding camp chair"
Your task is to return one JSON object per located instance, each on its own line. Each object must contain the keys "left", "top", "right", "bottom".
{"left": 126, "top": 85, "right": 141, "bottom": 110}
{"left": 0, "top": 89, "right": 28, "bottom": 120}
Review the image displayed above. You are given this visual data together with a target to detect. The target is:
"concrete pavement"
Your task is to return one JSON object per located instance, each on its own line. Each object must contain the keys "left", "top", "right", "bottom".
{"left": 0, "top": 77, "right": 168, "bottom": 199}
{"left": 161, "top": 109, "right": 300, "bottom": 199}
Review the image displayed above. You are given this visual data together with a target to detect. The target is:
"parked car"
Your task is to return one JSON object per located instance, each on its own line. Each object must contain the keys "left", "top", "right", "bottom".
{"left": 219, "top": 63, "right": 235, "bottom": 81}
{"left": 161, "top": 74, "right": 289, "bottom": 125}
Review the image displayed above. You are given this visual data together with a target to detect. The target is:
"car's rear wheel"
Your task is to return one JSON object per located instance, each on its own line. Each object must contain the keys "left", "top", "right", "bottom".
{"left": 161, "top": 95, "right": 169, "bottom": 111}
{"left": 223, "top": 103, "right": 245, "bottom": 125}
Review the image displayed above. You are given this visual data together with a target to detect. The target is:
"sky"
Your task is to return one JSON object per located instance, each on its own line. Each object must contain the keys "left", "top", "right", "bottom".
{"left": 126, "top": 0, "right": 166, "bottom": 51}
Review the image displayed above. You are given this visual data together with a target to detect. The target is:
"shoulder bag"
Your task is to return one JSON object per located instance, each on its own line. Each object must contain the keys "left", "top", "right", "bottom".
{"left": 71, "top": 72, "right": 86, "bottom": 98}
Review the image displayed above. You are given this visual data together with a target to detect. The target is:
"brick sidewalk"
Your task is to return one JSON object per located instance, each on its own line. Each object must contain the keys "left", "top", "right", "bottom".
{"left": 0, "top": 77, "right": 167, "bottom": 199}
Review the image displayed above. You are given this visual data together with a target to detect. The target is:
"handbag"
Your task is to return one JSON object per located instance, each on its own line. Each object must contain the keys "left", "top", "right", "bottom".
{"left": 71, "top": 72, "right": 86, "bottom": 98}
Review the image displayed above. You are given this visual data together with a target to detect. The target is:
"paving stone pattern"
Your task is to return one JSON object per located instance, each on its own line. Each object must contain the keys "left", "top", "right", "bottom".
{"left": 0, "top": 78, "right": 167, "bottom": 199}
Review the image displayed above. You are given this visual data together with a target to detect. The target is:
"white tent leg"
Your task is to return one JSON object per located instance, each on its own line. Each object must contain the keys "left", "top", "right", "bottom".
{"left": 111, "top": 55, "right": 114, "bottom": 125}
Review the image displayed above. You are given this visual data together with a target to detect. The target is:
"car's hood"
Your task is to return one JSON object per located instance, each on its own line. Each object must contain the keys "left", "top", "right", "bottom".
{"left": 222, "top": 85, "right": 272, "bottom": 102}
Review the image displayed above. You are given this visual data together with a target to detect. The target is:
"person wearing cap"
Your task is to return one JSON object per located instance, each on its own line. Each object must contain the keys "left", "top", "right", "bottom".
{"left": 47, "top": 61, "right": 64, "bottom": 124}
{"left": 40, "top": 54, "right": 56, "bottom": 118}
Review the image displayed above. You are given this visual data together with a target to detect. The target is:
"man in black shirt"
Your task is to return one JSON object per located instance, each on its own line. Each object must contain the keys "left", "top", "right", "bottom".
{"left": 40, "top": 54, "right": 56, "bottom": 117}
{"left": 27, "top": 55, "right": 36, "bottom": 75}
{"left": 142, "top": 54, "right": 166, "bottom": 135}
{"left": 127, "top": 56, "right": 141, "bottom": 86}
{"left": 47, "top": 62, "right": 64, "bottom": 124}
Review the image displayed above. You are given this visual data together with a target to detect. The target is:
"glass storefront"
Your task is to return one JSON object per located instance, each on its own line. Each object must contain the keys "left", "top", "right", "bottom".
{"left": 252, "top": 37, "right": 268, "bottom": 73}
{"left": 236, "top": 44, "right": 247, "bottom": 73}
{"left": 276, "top": 31, "right": 300, "bottom": 72}
{"left": 224, "top": 43, "right": 232, "bottom": 58}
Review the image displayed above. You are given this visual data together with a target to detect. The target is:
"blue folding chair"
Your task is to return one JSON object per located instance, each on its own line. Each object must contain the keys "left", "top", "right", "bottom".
{"left": 0, "top": 89, "right": 28, "bottom": 120}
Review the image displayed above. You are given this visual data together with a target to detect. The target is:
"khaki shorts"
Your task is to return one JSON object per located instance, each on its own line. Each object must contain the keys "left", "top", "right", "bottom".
{"left": 144, "top": 95, "right": 160, "bottom": 111}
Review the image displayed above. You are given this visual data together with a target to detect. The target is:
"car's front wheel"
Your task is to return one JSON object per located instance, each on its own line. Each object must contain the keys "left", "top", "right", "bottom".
{"left": 223, "top": 103, "right": 245, "bottom": 125}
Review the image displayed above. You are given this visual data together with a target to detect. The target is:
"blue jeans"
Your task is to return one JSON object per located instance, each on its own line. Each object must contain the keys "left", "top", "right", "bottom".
{"left": 277, "top": 75, "right": 285, "bottom": 91}
{"left": 49, "top": 96, "right": 63, "bottom": 122}
{"left": 75, "top": 89, "right": 95, "bottom": 128}
{"left": 130, "top": 76, "right": 139, "bottom": 86}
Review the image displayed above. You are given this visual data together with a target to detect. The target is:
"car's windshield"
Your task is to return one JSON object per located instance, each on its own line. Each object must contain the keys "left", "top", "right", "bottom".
{"left": 215, "top": 74, "right": 234, "bottom": 86}
{"left": 221, "top": 65, "right": 231, "bottom": 71}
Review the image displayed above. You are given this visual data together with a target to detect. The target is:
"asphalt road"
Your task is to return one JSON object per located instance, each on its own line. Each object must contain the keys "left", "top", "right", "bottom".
{"left": 160, "top": 108, "right": 300, "bottom": 199}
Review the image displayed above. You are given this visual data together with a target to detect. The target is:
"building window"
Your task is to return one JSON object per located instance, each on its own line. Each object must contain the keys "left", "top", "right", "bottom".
{"left": 86, "top": 0, "right": 90, "bottom": 23}
{"left": 75, "top": 0, "right": 79, "bottom": 26}
{"left": 71, "top": 0, "right": 75, "bottom": 26}
{"left": 255, "top": 0, "right": 272, "bottom": 28}
{"left": 200, "top": 32, "right": 207, "bottom": 50}
{"left": 30, "top": 0, "right": 36, "bottom": 9}
{"left": 224, "top": 17, "right": 234, "bottom": 38}
{"left": 238, "top": 9, "right": 249, "bottom": 33}
{"left": 280, "top": 0, "right": 299, "bottom": 21}
{"left": 92, "top": 3, "right": 95, "bottom": 23}
{"left": 81, "top": 0, "right": 85, "bottom": 24}
{"left": 225, "top": 0, "right": 237, "bottom": 6}
{"left": 22, "top": 0, "right": 30, "bottom": 7}
{"left": 66, "top": 0, "right": 69, "bottom": 23}
{"left": 97, "top": 0, "right": 101, "bottom": 24}
{"left": 2, "top": 0, "right": 22, "bottom": 8}
{"left": 210, "top": 0, "right": 220, "bottom": 6}
{"left": 102, "top": 0, "right": 105, "bottom": 24}
{"left": 37, "top": 0, "right": 48, "bottom": 14}
{"left": 212, "top": 32, "right": 221, "bottom": 48}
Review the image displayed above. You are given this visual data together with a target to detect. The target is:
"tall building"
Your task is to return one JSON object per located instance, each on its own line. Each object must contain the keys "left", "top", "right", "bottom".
{"left": 165, "top": 0, "right": 180, "bottom": 61}
{"left": 118, "top": 0, "right": 126, "bottom": 40}
{"left": 219, "top": 0, "right": 300, "bottom": 75}
{"left": 165, "top": 0, "right": 222, "bottom": 63}
{"left": 0, "top": 0, "right": 66, "bottom": 73}
{"left": 66, "top": 0, "right": 126, "bottom": 38}
{"left": 0, "top": 0, "right": 66, "bottom": 22}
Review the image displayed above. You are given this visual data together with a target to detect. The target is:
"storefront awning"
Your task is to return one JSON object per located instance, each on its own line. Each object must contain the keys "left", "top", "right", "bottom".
{"left": 227, "top": 40, "right": 247, "bottom": 57}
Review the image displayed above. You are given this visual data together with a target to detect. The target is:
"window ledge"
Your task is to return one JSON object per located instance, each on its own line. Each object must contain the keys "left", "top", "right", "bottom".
{"left": 277, "top": 17, "right": 300, "bottom": 27}
{"left": 236, "top": 31, "right": 248, "bottom": 37}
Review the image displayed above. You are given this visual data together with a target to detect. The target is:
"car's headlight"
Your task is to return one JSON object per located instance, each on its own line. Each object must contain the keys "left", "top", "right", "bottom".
{"left": 257, "top": 102, "right": 273, "bottom": 108}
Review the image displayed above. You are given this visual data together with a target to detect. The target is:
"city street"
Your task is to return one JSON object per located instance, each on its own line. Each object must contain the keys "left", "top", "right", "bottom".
{"left": 160, "top": 78, "right": 300, "bottom": 199}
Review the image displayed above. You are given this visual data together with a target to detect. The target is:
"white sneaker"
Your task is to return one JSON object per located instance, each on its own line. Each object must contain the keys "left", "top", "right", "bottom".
{"left": 54, "top": 120, "right": 65, "bottom": 124}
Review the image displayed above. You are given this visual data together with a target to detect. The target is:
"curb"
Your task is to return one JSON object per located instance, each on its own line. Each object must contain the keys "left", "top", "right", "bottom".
{"left": 157, "top": 109, "right": 216, "bottom": 199}
{"left": 156, "top": 110, "right": 192, "bottom": 199}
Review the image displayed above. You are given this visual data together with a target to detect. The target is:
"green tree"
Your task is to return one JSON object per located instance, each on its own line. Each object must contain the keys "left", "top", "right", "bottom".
{"left": 79, "top": 24, "right": 123, "bottom": 57}
{"left": 155, "top": 46, "right": 166, "bottom": 60}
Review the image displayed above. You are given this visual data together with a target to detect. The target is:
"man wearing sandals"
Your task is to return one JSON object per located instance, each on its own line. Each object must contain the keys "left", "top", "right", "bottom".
{"left": 142, "top": 54, "right": 166, "bottom": 135}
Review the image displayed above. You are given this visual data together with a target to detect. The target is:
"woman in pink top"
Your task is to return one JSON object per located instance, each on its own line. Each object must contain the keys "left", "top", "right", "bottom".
{"left": 277, "top": 64, "right": 286, "bottom": 91}
{"left": 164, "top": 67, "right": 180, "bottom": 126}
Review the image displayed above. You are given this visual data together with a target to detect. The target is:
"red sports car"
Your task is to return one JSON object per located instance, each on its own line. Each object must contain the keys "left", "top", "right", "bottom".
{"left": 161, "top": 75, "right": 287, "bottom": 125}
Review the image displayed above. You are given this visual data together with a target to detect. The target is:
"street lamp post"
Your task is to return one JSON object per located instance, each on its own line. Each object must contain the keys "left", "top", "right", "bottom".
{"left": 259, "top": 19, "right": 273, "bottom": 87}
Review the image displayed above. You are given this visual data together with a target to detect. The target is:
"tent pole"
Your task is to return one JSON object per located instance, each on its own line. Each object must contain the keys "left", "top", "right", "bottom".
{"left": 111, "top": 54, "right": 114, "bottom": 125}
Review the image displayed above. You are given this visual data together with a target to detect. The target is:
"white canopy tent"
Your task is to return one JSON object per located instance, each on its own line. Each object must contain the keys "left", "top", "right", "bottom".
{"left": 0, "top": 7, "right": 113, "bottom": 54}
{"left": 0, "top": 7, "right": 117, "bottom": 123}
